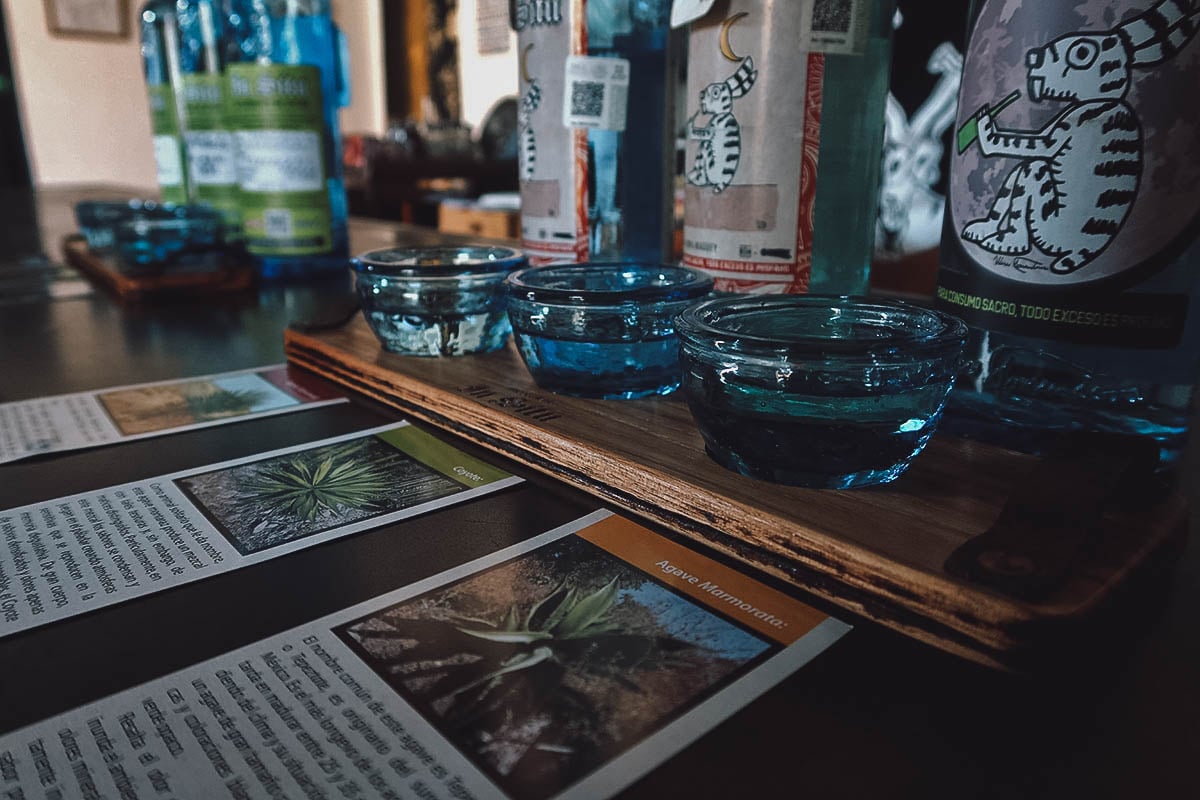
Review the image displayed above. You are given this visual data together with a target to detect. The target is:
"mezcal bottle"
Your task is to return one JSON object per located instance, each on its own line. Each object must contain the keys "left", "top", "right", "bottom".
{"left": 936, "top": 0, "right": 1200, "bottom": 463}
{"left": 225, "top": 0, "right": 350, "bottom": 279}
{"left": 140, "top": 0, "right": 190, "bottom": 204}
{"left": 674, "top": 0, "right": 895, "bottom": 294}
{"left": 177, "top": 0, "right": 240, "bottom": 234}
{"left": 511, "top": 0, "right": 674, "bottom": 264}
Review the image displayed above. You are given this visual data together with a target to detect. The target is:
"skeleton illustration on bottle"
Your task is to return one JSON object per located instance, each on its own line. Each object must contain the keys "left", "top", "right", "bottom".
{"left": 877, "top": 42, "right": 962, "bottom": 256}
{"left": 960, "top": 0, "right": 1199, "bottom": 275}
{"left": 686, "top": 55, "right": 759, "bottom": 194}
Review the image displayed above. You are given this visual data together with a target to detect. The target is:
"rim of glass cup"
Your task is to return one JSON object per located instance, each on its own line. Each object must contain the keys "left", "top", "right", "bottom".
{"left": 676, "top": 294, "right": 968, "bottom": 361}
{"left": 505, "top": 262, "right": 714, "bottom": 305}
{"left": 116, "top": 214, "right": 221, "bottom": 233}
{"left": 352, "top": 246, "right": 526, "bottom": 278}
{"left": 76, "top": 199, "right": 192, "bottom": 222}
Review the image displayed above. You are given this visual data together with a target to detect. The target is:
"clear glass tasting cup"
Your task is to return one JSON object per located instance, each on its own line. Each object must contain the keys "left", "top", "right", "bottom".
{"left": 676, "top": 295, "right": 969, "bottom": 488}
{"left": 353, "top": 246, "right": 527, "bottom": 357}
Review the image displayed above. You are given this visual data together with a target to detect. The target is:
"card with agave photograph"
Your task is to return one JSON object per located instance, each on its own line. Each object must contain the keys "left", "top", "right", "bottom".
{"left": 0, "top": 510, "right": 845, "bottom": 798}
{"left": 175, "top": 425, "right": 513, "bottom": 555}
{"left": 1, "top": 364, "right": 347, "bottom": 464}
{"left": 334, "top": 514, "right": 840, "bottom": 800}
{"left": 97, "top": 372, "right": 301, "bottom": 436}
{"left": 0, "top": 422, "right": 523, "bottom": 641}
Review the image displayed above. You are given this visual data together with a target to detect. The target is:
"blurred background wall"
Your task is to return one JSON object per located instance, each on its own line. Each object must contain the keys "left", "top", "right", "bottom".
{"left": 1, "top": 0, "right": 387, "bottom": 188}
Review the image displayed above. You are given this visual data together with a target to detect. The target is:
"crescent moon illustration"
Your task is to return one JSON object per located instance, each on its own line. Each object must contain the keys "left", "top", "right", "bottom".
{"left": 521, "top": 43, "right": 534, "bottom": 83}
{"left": 719, "top": 12, "right": 748, "bottom": 62}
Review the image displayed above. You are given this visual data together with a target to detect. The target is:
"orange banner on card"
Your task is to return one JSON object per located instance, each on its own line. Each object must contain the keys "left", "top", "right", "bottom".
{"left": 577, "top": 515, "right": 828, "bottom": 646}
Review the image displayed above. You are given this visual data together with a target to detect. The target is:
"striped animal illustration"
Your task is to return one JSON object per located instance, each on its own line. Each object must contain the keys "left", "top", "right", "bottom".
{"left": 686, "top": 57, "right": 758, "bottom": 194}
{"left": 962, "top": 0, "right": 1199, "bottom": 275}
{"left": 518, "top": 80, "right": 542, "bottom": 183}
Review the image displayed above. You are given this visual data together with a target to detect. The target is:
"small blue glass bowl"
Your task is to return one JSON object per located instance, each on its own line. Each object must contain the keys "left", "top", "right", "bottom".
{"left": 75, "top": 200, "right": 225, "bottom": 271}
{"left": 113, "top": 206, "right": 224, "bottom": 271}
{"left": 504, "top": 263, "right": 714, "bottom": 399}
{"left": 676, "top": 295, "right": 968, "bottom": 489}
{"left": 353, "top": 246, "right": 526, "bottom": 356}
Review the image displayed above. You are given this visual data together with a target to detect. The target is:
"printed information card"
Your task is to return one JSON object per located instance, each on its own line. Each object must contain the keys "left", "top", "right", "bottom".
{"left": 0, "top": 511, "right": 848, "bottom": 800}
{"left": 0, "top": 423, "right": 521, "bottom": 639}
{"left": 0, "top": 365, "right": 347, "bottom": 464}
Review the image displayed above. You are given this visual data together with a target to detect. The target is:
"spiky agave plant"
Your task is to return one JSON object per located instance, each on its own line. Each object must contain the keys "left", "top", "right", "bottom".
{"left": 442, "top": 577, "right": 626, "bottom": 696}
{"left": 242, "top": 442, "right": 393, "bottom": 521}
{"left": 354, "top": 576, "right": 697, "bottom": 741}
{"left": 185, "top": 387, "right": 270, "bottom": 420}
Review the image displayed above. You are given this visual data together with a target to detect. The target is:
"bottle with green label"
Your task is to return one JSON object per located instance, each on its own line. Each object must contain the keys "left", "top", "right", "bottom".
{"left": 177, "top": 0, "right": 240, "bottom": 236}
{"left": 224, "top": 0, "right": 350, "bottom": 279}
{"left": 139, "top": 0, "right": 190, "bottom": 205}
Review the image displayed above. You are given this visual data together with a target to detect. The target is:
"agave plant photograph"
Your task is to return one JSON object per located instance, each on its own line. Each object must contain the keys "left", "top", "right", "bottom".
{"left": 335, "top": 535, "right": 774, "bottom": 800}
{"left": 98, "top": 374, "right": 298, "bottom": 435}
{"left": 175, "top": 435, "right": 463, "bottom": 554}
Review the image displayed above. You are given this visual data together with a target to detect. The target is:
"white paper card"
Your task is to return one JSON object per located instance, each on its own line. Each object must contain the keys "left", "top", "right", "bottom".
{"left": 0, "top": 423, "right": 522, "bottom": 639}
{"left": 0, "top": 365, "right": 346, "bottom": 464}
{"left": 0, "top": 510, "right": 848, "bottom": 799}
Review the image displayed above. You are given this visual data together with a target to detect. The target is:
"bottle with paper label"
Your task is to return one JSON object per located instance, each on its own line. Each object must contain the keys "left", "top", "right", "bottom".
{"left": 177, "top": 0, "right": 240, "bottom": 236}
{"left": 224, "top": 0, "right": 350, "bottom": 279}
{"left": 674, "top": 0, "right": 895, "bottom": 294}
{"left": 140, "top": 0, "right": 190, "bottom": 205}
{"left": 936, "top": 0, "right": 1200, "bottom": 461}
{"left": 511, "top": 0, "right": 674, "bottom": 264}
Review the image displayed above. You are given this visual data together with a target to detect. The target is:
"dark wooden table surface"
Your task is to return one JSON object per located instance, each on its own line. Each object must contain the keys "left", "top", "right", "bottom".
{"left": 1, "top": 186, "right": 1197, "bottom": 798}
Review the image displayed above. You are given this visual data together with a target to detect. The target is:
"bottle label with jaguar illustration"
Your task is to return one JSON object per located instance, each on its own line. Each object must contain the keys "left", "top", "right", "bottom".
{"left": 937, "top": 0, "right": 1200, "bottom": 349}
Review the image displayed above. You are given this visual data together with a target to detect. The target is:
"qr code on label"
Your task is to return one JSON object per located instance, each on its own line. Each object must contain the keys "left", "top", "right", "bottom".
{"left": 264, "top": 209, "right": 294, "bottom": 238}
{"left": 195, "top": 155, "right": 222, "bottom": 180}
{"left": 813, "top": 0, "right": 854, "bottom": 33}
{"left": 570, "top": 81, "right": 605, "bottom": 119}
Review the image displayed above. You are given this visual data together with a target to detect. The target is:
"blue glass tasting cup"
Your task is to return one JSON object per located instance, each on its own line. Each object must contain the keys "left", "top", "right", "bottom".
{"left": 504, "top": 262, "right": 714, "bottom": 399}
{"left": 676, "top": 295, "right": 968, "bottom": 488}
{"left": 112, "top": 206, "right": 224, "bottom": 271}
{"left": 353, "top": 246, "right": 526, "bottom": 356}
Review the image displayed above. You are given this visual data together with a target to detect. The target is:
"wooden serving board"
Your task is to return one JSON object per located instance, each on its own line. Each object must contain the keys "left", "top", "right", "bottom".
{"left": 285, "top": 317, "right": 1187, "bottom": 670}
{"left": 64, "top": 237, "right": 255, "bottom": 301}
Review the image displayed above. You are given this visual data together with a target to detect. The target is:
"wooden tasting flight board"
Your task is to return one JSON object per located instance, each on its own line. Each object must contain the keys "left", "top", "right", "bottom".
{"left": 285, "top": 317, "right": 1187, "bottom": 670}
{"left": 64, "top": 237, "right": 255, "bottom": 301}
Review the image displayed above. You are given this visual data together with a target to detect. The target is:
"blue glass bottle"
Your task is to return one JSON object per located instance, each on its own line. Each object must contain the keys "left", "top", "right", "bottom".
{"left": 224, "top": 0, "right": 350, "bottom": 279}
{"left": 585, "top": 0, "right": 673, "bottom": 262}
{"left": 176, "top": 0, "right": 241, "bottom": 234}
{"left": 512, "top": 0, "right": 673, "bottom": 264}
{"left": 139, "top": 1, "right": 190, "bottom": 205}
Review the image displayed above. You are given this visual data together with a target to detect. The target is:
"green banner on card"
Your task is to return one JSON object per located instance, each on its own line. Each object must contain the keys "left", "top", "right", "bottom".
{"left": 376, "top": 426, "right": 513, "bottom": 488}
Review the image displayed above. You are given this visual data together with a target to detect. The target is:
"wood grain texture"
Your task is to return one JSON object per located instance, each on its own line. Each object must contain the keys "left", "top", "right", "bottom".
{"left": 64, "top": 237, "right": 254, "bottom": 300}
{"left": 285, "top": 317, "right": 1187, "bottom": 669}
